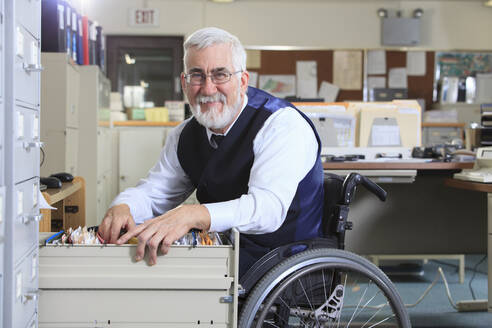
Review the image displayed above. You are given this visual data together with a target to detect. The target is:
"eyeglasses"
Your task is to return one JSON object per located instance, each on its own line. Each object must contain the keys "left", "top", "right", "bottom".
{"left": 184, "top": 69, "right": 243, "bottom": 86}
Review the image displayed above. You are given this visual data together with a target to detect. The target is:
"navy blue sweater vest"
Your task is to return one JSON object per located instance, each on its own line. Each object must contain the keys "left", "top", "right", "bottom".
{"left": 177, "top": 87, "right": 324, "bottom": 248}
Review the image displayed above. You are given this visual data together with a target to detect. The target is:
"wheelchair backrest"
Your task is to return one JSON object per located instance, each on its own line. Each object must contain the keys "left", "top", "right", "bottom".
{"left": 322, "top": 173, "right": 344, "bottom": 238}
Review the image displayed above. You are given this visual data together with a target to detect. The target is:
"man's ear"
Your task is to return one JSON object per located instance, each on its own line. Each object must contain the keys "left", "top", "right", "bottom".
{"left": 180, "top": 72, "right": 187, "bottom": 93}
{"left": 240, "top": 70, "right": 250, "bottom": 94}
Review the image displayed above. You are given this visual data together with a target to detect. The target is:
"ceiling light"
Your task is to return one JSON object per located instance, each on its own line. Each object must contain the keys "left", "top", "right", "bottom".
{"left": 413, "top": 8, "right": 424, "bottom": 18}
{"left": 485, "top": 0, "right": 492, "bottom": 7}
{"left": 210, "top": 0, "right": 234, "bottom": 3}
{"left": 377, "top": 8, "right": 388, "bottom": 18}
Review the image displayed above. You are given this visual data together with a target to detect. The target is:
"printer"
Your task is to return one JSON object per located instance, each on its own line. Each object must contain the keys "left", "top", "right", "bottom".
{"left": 454, "top": 147, "right": 492, "bottom": 183}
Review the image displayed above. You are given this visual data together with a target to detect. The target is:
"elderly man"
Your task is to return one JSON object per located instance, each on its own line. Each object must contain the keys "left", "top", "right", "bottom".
{"left": 98, "top": 27, "right": 325, "bottom": 276}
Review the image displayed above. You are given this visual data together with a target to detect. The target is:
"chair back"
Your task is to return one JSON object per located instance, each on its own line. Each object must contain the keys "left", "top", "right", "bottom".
{"left": 322, "top": 173, "right": 344, "bottom": 238}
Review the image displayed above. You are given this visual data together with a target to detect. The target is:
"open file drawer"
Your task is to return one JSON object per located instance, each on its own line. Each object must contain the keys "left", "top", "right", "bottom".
{"left": 38, "top": 229, "right": 239, "bottom": 328}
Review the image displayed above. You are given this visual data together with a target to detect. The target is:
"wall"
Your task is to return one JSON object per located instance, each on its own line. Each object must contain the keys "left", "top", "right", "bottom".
{"left": 72, "top": 0, "right": 492, "bottom": 50}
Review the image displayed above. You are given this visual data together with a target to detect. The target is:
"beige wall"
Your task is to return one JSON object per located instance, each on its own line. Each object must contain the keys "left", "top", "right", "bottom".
{"left": 69, "top": 0, "right": 492, "bottom": 50}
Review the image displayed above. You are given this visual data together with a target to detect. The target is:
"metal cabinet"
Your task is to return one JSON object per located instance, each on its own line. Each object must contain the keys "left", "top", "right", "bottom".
{"left": 3, "top": 1, "right": 41, "bottom": 327}
{"left": 40, "top": 53, "right": 80, "bottom": 178}
{"left": 78, "top": 65, "right": 114, "bottom": 226}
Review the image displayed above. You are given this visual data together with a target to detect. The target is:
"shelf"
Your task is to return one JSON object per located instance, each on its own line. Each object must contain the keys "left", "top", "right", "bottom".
{"left": 40, "top": 176, "right": 86, "bottom": 232}
{"left": 98, "top": 121, "right": 181, "bottom": 127}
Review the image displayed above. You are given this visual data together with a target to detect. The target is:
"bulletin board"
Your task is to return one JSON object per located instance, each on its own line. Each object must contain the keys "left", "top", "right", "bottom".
{"left": 247, "top": 50, "right": 364, "bottom": 102}
{"left": 247, "top": 49, "right": 436, "bottom": 110}
{"left": 367, "top": 50, "right": 435, "bottom": 109}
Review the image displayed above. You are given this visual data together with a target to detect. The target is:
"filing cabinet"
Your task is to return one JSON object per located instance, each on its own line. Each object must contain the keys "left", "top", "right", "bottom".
{"left": 3, "top": 1, "right": 41, "bottom": 327}
{"left": 40, "top": 52, "right": 80, "bottom": 177}
{"left": 78, "top": 65, "right": 114, "bottom": 225}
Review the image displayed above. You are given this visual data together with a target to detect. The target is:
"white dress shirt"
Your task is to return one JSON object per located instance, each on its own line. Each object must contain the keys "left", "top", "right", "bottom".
{"left": 111, "top": 95, "right": 319, "bottom": 234}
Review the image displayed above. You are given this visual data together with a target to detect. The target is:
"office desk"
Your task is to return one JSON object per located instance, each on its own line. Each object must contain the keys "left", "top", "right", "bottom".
{"left": 322, "top": 161, "right": 483, "bottom": 283}
{"left": 444, "top": 178, "right": 492, "bottom": 312}
{"left": 323, "top": 161, "right": 473, "bottom": 183}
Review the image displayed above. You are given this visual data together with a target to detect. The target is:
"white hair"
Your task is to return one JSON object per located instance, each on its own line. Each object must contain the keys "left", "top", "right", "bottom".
{"left": 183, "top": 27, "right": 247, "bottom": 73}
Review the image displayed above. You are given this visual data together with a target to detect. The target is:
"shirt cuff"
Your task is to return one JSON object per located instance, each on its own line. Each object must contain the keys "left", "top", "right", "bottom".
{"left": 204, "top": 200, "right": 238, "bottom": 232}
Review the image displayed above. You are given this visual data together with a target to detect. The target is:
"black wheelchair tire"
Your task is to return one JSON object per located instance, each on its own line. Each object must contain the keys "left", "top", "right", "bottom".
{"left": 239, "top": 248, "right": 411, "bottom": 328}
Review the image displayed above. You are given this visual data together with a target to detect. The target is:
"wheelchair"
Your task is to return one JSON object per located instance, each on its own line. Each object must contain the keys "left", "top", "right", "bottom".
{"left": 237, "top": 172, "right": 411, "bottom": 328}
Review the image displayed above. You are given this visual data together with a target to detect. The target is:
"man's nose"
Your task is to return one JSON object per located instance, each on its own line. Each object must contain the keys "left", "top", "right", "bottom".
{"left": 200, "top": 75, "right": 218, "bottom": 95}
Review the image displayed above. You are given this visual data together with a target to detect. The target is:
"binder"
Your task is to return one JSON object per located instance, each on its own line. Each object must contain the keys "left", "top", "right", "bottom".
{"left": 82, "top": 16, "right": 89, "bottom": 65}
{"left": 77, "top": 14, "right": 84, "bottom": 65}
{"left": 89, "top": 21, "right": 97, "bottom": 65}
{"left": 64, "top": 1, "right": 72, "bottom": 57}
{"left": 41, "top": 0, "right": 66, "bottom": 52}
{"left": 71, "top": 9, "right": 78, "bottom": 62}
{"left": 96, "top": 25, "right": 105, "bottom": 72}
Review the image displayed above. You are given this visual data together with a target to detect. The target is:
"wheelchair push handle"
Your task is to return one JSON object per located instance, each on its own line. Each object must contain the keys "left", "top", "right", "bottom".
{"left": 341, "top": 173, "right": 387, "bottom": 204}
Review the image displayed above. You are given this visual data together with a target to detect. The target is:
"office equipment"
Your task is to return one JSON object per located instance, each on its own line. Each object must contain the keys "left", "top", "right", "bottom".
{"left": 454, "top": 147, "right": 492, "bottom": 183}
{"left": 40, "top": 177, "right": 62, "bottom": 189}
{"left": 50, "top": 172, "right": 74, "bottom": 182}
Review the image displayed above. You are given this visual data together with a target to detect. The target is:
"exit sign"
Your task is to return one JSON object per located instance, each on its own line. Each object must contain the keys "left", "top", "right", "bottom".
{"left": 129, "top": 8, "right": 159, "bottom": 27}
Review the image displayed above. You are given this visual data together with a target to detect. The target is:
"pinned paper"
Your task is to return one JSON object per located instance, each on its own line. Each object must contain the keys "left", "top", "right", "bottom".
{"left": 259, "top": 74, "right": 296, "bottom": 98}
{"left": 333, "top": 51, "right": 362, "bottom": 90}
{"left": 388, "top": 68, "right": 407, "bottom": 88}
{"left": 318, "top": 81, "right": 339, "bottom": 102}
{"left": 296, "top": 61, "right": 318, "bottom": 98}
{"left": 367, "top": 50, "right": 386, "bottom": 74}
{"left": 406, "top": 51, "right": 426, "bottom": 76}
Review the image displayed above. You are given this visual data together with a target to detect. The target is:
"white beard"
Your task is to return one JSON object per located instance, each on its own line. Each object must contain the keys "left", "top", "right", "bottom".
{"left": 190, "top": 89, "right": 242, "bottom": 130}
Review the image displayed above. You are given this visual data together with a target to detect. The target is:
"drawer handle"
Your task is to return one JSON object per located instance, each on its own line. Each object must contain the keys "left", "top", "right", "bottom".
{"left": 22, "top": 63, "right": 44, "bottom": 73}
{"left": 21, "top": 290, "right": 39, "bottom": 304}
{"left": 22, "top": 214, "right": 43, "bottom": 224}
{"left": 23, "top": 141, "right": 44, "bottom": 150}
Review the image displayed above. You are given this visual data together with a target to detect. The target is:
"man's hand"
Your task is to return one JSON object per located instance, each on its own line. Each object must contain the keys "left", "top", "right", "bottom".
{"left": 116, "top": 204, "right": 211, "bottom": 265}
{"left": 98, "top": 204, "right": 136, "bottom": 244}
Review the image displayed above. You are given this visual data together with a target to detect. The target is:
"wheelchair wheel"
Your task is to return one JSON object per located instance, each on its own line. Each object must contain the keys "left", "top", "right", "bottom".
{"left": 239, "top": 248, "right": 410, "bottom": 328}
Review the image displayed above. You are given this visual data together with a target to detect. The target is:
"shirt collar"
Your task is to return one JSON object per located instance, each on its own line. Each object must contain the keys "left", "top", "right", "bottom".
{"left": 206, "top": 94, "right": 248, "bottom": 144}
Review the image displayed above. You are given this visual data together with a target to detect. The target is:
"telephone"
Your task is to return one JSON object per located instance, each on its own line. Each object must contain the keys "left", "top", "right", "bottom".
{"left": 454, "top": 147, "right": 492, "bottom": 183}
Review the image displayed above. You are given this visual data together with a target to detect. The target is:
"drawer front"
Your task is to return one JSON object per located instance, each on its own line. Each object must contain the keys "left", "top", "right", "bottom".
{"left": 13, "top": 247, "right": 39, "bottom": 328}
{"left": 39, "top": 290, "right": 231, "bottom": 326}
{"left": 14, "top": 24, "right": 41, "bottom": 108}
{"left": 0, "top": 186, "right": 5, "bottom": 252}
{"left": 14, "top": 178, "right": 40, "bottom": 263}
{"left": 16, "top": 0, "right": 41, "bottom": 40}
{"left": 14, "top": 106, "right": 40, "bottom": 183}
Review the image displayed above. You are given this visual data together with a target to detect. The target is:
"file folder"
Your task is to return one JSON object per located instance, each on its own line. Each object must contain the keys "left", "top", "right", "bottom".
{"left": 41, "top": 0, "right": 66, "bottom": 53}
